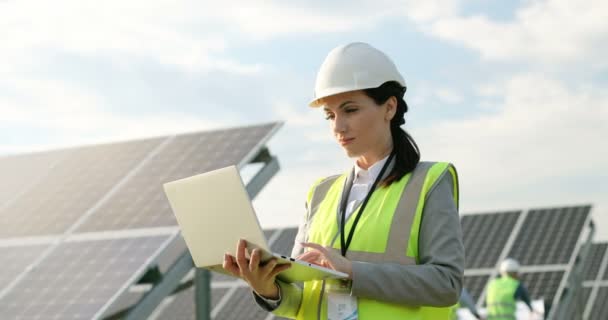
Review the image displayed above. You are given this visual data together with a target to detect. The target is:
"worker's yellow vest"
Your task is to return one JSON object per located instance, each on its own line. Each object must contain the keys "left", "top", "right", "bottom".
{"left": 486, "top": 276, "right": 519, "bottom": 320}
{"left": 295, "top": 161, "right": 459, "bottom": 320}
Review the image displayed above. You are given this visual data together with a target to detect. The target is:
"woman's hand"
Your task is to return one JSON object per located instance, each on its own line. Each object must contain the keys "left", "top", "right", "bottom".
{"left": 222, "top": 239, "right": 291, "bottom": 299}
{"left": 297, "top": 242, "right": 353, "bottom": 279}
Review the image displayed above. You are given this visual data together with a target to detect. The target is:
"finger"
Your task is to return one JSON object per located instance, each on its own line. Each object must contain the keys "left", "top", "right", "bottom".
{"left": 235, "top": 239, "right": 250, "bottom": 275}
{"left": 297, "top": 251, "right": 322, "bottom": 263}
{"left": 249, "top": 248, "right": 260, "bottom": 273}
{"left": 300, "top": 242, "right": 329, "bottom": 255}
{"left": 222, "top": 253, "right": 240, "bottom": 276}
{"left": 260, "top": 258, "right": 278, "bottom": 277}
{"left": 268, "top": 263, "right": 291, "bottom": 279}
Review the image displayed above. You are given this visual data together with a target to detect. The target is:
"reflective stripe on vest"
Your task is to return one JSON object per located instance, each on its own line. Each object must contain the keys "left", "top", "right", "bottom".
{"left": 296, "top": 161, "right": 458, "bottom": 320}
{"left": 487, "top": 276, "right": 519, "bottom": 320}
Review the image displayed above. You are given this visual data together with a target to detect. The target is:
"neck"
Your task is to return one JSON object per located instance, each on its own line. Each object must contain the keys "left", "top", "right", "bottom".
{"left": 356, "top": 143, "right": 393, "bottom": 170}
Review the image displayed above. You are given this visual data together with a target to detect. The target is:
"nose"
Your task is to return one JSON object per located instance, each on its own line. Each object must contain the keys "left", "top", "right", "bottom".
{"left": 332, "top": 114, "right": 347, "bottom": 136}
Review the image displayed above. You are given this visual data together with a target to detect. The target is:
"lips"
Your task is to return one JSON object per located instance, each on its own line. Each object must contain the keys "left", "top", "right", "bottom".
{"left": 339, "top": 138, "right": 355, "bottom": 146}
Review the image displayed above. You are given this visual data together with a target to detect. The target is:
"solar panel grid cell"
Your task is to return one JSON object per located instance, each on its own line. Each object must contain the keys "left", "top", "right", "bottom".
{"left": 461, "top": 211, "right": 520, "bottom": 269}
{"left": 561, "top": 286, "right": 591, "bottom": 320}
{"left": 0, "top": 235, "right": 169, "bottom": 319}
{"left": 0, "top": 138, "right": 164, "bottom": 238}
{"left": 507, "top": 206, "right": 589, "bottom": 266}
{"left": 155, "top": 287, "right": 230, "bottom": 320}
{"left": 213, "top": 287, "right": 271, "bottom": 320}
{"left": 519, "top": 271, "right": 564, "bottom": 305}
{"left": 590, "top": 287, "right": 608, "bottom": 320}
{"left": 463, "top": 275, "right": 490, "bottom": 302}
{"left": 270, "top": 228, "right": 298, "bottom": 256}
{"left": 583, "top": 243, "right": 608, "bottom": 281}
{"left": 0, "top": 245, "right": 49, "bottom": 293}
{"left": 0, "top": 149, "right": 69, "bottom": 206}
{"left": 76, "top": 124, "right": 277, "bottom": 232}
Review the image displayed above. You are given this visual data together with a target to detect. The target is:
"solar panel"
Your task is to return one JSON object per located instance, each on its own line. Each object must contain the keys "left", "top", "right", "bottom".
{"left": 152, "top": 287, "right": 230, "bottom": 320}
{"left": 589, "top": 287, "right": 608, "bottom": 319}
{"left": 583, "top": 243, "right": 607, "bottom": 281}
{"left": 75, "top": 123, "right": 279, "bottom": 232}
{"left": 0, "top": 245, "right": 49, "bottom": 292}
{"left": 213, "top": 287, "right": 273, "bottom": 320}
{"left": 0, "top": 138, "right": 164, "bottom": 237}
{"left": 0, "top": 149, "right": 69, "bottom": 206}
{"left": 561, "top": 286, "right": 591, "bottom": 320}
{"left": 519, "top": 271, "right": 564, "bottom": 308}
{"left": 0, "top": 122, "right": 283, "bottom": 320}
{"left": 461, "top": 211, "right": 521, "bottom": 269}
{"left": 463, "top": 275, "right": 490, "bottom": 302}
{"left": 507, "top": 205, "right": 590, "bottom": 266}
{"left": 141, "top": 228, "right": 285, "bottom": 319}
{"left": 0, "top": 235, "right": 171, "bottom": 319}
{"left": 270, "top": 227, "right": 298, "bottom": 256}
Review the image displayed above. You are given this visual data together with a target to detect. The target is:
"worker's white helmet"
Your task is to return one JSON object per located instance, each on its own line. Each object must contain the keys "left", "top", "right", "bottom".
{"left": 309, "top": 42, "right": 406, "bottom": 107}
{"left": 499, "top": 258, "right": 521, "bottom": 276}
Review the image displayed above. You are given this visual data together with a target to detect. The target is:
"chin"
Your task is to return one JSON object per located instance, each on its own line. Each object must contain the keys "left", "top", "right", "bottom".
{"left": 342, "top": 147, "right": 360, "bottom": 159}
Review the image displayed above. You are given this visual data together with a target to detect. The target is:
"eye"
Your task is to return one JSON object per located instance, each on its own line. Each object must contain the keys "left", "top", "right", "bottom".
{"left": 345, "top": 108, "right": 358, "bottom": 113}
{"left": 324, "top": 113, "right": 335, "bottom": 120}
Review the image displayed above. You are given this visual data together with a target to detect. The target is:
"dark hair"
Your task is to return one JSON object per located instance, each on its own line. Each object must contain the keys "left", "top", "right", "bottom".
{"left": 363, "top": 81, "right": 420, "bottom": 186}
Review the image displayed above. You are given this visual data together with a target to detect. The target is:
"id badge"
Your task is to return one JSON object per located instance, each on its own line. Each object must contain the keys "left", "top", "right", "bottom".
{"left": 326, "top": 279, "right": 358, "bottom": 320}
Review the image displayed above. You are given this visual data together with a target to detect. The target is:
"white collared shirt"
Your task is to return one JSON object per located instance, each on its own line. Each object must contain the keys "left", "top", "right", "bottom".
{"left": 344, "top": 154, "right": 390, "bottom": 220}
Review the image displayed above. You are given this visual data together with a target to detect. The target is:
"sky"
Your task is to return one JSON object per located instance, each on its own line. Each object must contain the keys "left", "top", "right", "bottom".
{"left": 1, "top": 0, "right": 607, "bottom": 240}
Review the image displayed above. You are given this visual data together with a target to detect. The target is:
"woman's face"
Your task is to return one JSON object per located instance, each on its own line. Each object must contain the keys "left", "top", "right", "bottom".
{"left": 322, "top": 90, "right": 395, "bottom": 161}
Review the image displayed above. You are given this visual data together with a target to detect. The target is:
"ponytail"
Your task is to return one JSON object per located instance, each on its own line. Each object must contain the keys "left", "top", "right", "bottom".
{"left": 363, "top": 81, "right": 420, "bottom": 186}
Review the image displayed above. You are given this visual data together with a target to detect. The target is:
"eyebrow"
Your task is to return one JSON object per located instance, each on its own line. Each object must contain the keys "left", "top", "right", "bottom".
{"left": 323, "top": 101, "right": 356, "bottom": 112}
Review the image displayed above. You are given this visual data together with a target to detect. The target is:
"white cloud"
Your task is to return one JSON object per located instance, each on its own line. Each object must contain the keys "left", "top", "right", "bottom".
{"left": 410, "top": 0, "right": 608, "bottom": 67}
{"left": 416, "top": 73, "right": 608, "bottom": 213}
{"left": 0, "top": 76, "right": 228, "bottom": 153}
{"left": 435, "top": 88, "right": 464, "bottom": 104}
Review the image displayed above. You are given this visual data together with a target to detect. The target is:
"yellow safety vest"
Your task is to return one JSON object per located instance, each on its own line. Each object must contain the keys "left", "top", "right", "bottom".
{"left": 284, "top": 161, "right": 459, "bottom": 320}
{"left": 486, "top": 276, "right": 519, "bottom": 320}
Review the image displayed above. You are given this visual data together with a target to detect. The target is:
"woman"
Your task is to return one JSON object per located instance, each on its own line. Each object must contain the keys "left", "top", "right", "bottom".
{"left": 223, "top": 42, "right": 464, "bottom": 319}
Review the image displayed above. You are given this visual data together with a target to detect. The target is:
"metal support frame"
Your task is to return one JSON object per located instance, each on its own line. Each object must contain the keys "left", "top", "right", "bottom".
{"left": 118, "top": 149, "right": 280, "bottom": 320}
{"left": 552, "top": 218, "right": 595, "bottom": 320}
{"left": 195, "top": 269, "right": 211, "bottom": 320}
{"left": 124, "top": 250, "right": 195, "bottom": 320}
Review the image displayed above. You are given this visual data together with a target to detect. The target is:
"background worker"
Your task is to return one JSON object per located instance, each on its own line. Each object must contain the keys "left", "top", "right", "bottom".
{"left": 486, "top": 258, "right": 537, "bottom": 320}
{"left": 223, "top": 42, "right": 465, "bottom": 319}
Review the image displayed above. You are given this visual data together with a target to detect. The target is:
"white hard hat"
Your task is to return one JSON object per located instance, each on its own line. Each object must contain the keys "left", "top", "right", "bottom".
{"left": 499, "top": 258, "right": 521, "bottom": 276}
{"left": 309, "top": 42, "right": 406, "bottom": 107}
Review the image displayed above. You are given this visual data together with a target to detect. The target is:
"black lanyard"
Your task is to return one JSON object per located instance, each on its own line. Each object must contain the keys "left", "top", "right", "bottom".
{"left": 339, "top": 152, "right": 394, "bottom": 257}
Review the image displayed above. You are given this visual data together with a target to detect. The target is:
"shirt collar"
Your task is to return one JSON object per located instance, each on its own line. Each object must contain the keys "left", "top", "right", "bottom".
{"left": 354, "top": 154, "right": 390, "bottom": 182}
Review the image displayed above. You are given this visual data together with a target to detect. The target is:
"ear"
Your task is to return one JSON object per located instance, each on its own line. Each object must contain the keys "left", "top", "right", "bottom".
{"left": 384, "top": 96, "right": 397, "bottom": 122}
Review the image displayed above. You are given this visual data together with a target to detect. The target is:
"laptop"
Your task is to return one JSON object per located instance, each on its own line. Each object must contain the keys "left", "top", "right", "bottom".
{"left": 163, "top": 165, "right": 348, "bottom": 283}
